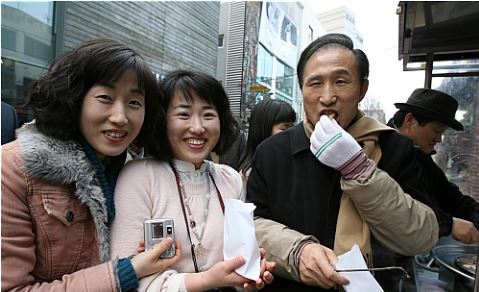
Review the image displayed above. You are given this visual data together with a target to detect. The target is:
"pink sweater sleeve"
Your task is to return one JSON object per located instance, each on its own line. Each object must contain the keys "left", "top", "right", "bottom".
{"left": 111, "top": 160, "right": 154, "bottom": 259}
{"left": 111, "top": 159, "right": 184, "bottom": 291}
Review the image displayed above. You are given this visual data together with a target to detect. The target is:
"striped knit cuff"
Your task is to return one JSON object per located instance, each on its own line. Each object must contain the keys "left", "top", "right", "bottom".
{"left": 337, "top": 151, "right": 374, "bottom": 180}
{"left": 117, "top": 258, "right": 139, "bottom": 291}
{"left": 293, "top": 239, "right": 316, "bottom": 269}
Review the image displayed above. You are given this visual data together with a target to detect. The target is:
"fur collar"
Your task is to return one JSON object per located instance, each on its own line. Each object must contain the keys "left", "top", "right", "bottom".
{"left": 17, "top": 122, "right": 111, "bottom": 262}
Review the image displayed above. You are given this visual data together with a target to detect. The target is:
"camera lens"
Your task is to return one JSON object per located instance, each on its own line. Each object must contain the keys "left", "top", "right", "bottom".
{"left": 167, "top": 226, "right": 172, "bottom": 234}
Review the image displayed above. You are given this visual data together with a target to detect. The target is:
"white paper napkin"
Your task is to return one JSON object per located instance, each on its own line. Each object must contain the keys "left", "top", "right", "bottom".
{"left": 223, "top": 199, "right": 261, "bottom": 280}
{"left": 335, "top": 244, "right": 383, "bottom": 292}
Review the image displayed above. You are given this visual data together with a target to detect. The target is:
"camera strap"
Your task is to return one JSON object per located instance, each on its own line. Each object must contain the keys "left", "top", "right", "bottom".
{"left": 169, "top": 160, "right": 225, "bottom": 273}
{"left": 208, "top": 173, "right": 225, "bottom": 213}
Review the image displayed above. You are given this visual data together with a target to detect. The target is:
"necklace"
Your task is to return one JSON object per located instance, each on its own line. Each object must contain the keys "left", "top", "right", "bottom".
{"left": 170, "top": 160, "right": 225, "bottom": 272}
{"left": 171, "top": 161, "right": 211, "bottom": 244}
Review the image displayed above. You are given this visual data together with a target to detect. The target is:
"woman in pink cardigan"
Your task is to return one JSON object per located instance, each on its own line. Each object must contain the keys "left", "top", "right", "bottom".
{"left": 111, "top": 70, "right": 274, "bottom": 291}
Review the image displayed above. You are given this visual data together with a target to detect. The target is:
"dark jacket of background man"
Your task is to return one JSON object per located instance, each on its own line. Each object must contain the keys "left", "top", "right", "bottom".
{"left": 1, "top": 101, "right": 19, "bottom": 145}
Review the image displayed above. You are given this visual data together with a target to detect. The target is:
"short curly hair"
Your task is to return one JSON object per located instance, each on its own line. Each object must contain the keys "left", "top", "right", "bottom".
{"left": 147, "top": 70, "right": 239, "bottom": 160}
{"left": 25, "top": 38, "right": 161, "bottom": 146}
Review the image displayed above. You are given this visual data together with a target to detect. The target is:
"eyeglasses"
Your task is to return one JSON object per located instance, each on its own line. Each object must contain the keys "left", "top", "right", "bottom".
{"left": 335, "top": 266, "right": 411, "bottom": 279}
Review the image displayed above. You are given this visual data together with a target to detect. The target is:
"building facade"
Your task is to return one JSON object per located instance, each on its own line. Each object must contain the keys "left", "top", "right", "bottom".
{"left": 217, "top": 1, "right": 325, "bottom": 126}
{"left": 317, "top": 6, "right": 363, "bottom": 49}
{"left": 2, "top": 1, "right": 220, "bottom": 124}
{"left": 217, "top": 1, "right": 246, "bottom": 122}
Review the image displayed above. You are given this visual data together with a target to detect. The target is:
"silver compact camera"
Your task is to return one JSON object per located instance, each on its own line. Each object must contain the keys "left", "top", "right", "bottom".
{"left": 144, "top": 218, "right": 175, "bottom": 258}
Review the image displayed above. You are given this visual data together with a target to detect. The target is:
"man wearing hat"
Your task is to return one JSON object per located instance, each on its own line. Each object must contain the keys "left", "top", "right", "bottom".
{"left": 389, "top": 88, "right": 479, "bottom": 244}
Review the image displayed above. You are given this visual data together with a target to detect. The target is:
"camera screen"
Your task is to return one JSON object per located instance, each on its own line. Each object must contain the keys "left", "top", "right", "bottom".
{"left": 152, "top": 222, "right": 163, "bottom": 238}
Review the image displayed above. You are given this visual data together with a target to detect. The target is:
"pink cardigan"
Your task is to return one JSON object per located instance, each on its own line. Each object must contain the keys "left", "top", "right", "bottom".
{"left": 110, "top": 159, "right": 244, "bottom": 291}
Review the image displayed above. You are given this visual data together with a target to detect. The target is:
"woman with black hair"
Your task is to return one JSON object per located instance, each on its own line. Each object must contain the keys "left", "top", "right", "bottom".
{"left": 111, "top": 70, "right": 275, "bottom": 291}
{"left": 1, "top": 39, "right": 180, "bottom": 291}
{"left": 239, "top": 99, "right": 296, "bottom": 181}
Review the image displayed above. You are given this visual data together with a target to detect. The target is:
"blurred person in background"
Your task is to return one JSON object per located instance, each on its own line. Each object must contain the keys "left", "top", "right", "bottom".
{"left": 239, "top": 98, "right": 296, "bottom": 183}
{"left": 389, "top": 88, "right": 479, "bottom": 244}
{"left": 1, "top": 101, "right": 19, "bottom": 145}
{"left": 210, "top": 126, "right": 247, "bottom": 171}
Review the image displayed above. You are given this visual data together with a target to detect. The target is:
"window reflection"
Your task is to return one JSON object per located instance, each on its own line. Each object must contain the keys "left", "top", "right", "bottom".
{"left": 2, "top": 2, "right": 54, "bottom": 25}
{"left": 255, "top": 43, "right": 294, "bottom": 105}
{"left": 432, "top": 76, "right": 479, "bottom": 201}
{"left": 1, "top": 1, "right": 55, "bottom": 124}
{"left": 275, "top": 59, "right": 293, "bottom": 97}
{"left": 256, "top": 44, "right": 273, "bottom": 87}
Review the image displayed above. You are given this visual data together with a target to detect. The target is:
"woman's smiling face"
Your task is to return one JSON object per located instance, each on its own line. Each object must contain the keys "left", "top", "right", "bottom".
{"left": 79, "top": 70, "right": 145, "bottom": 160}
{"left": 166, "top": 92, "right": 220, "bottom": 168}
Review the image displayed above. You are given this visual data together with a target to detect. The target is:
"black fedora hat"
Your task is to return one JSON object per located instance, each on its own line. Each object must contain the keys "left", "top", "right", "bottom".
{"left": 395, "top": 88, "right": 464, "bottom": 131}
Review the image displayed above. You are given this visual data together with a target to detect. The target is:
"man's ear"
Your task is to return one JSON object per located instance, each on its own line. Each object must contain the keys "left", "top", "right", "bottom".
{"left": 358, "top": 80, "right": 369, "bottom": 103}
{"left": 404, "top": 112, "right": 418, "bottom": 131}
{"left": 404, "top": 112, "right": 415, "bottom": 124}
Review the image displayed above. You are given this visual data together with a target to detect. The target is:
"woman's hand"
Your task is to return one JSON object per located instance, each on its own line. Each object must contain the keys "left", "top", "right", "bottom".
{"left": 186, "top": 249, "right": 275, "bottom": 291}
{"left": 244, "top": 248, "right": 275, "bottom": 291}
{"left": 136, "top": 240, "right": 145, "bottom": 253}
{"left": 130, "top": 238, "right": 181, "bottom": 278}
{"left": 185, "top": 257, "right": 254, "bottom": 291}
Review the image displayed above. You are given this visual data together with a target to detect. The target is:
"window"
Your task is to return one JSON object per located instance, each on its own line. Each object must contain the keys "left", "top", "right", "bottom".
{"left": 2, "top": 2, "right": 54, "bottom": 25}
{"left": 431, "top": 76, "right": 479, "bottom": 200}
{"left": 1, "top": 1, "right": 55, "bottom": 124}
{"left": 275, "top": 93, "right": 293, "bottom": 105}
{"left": 256, "top": 44, "right": 273, "bottom": 86}
{"left": 275, "top": 59, "right": 294, "bottom": 97}
{"left": 218, "top": 34, "right": 224, "bottom": 47}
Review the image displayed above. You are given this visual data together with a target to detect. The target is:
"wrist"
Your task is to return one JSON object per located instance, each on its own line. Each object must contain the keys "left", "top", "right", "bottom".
{"left": 442, "top": 216, "right": 454, "bottom": 236}
{"left": 117, "top": 258, "right": 139, "bottom": 291}
{"left": 185, "top": 271, "right": 213, "bottom": 292}
{"left": 337, "top": 151, "right": 373, "bottom": 179}
{"left": 293, "top": 239, "right": 315, "bottom": 269}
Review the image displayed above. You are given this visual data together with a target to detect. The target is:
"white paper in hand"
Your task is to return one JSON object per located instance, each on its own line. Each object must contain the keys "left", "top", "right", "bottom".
{"left": 223, "top": 199, "right": 260, "bottom": 280}
{"left": 335, "top": 244, "right": 383, "bottom": 292}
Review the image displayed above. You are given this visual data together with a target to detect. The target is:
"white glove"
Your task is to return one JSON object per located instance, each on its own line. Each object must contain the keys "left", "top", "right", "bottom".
{"left": 310, "top": 115, "right": 362, "bottom": 169}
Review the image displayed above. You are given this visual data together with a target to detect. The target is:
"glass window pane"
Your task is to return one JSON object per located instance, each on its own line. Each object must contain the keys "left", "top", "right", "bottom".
{"left": 1, "top": 57, "right": 46, "bottom": 124}
{"left": 2, "top": 2, "right": 54, "bottom": 26}
{"left": 257, "top": 44, "right": 273, "bottom": 87}
{"left": 218, "top": 34, "right": 224, "bottom": 47}
{"left": 275, "top": 92, "right": 293, "bottom": 105}
{"left": 1, "top": 27, "right": 16, "bottom": 51}
{"left": 431, "top": 76, "right": 479, "bottom": 201}
{"left": 1, "top": 1, "right": 55, "bottom": 125}
{"left": 275, "top": 59, "right": 293, "bottom": 97}
{"left": 2, "top": 2, "right": 55, "bottom": 61}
